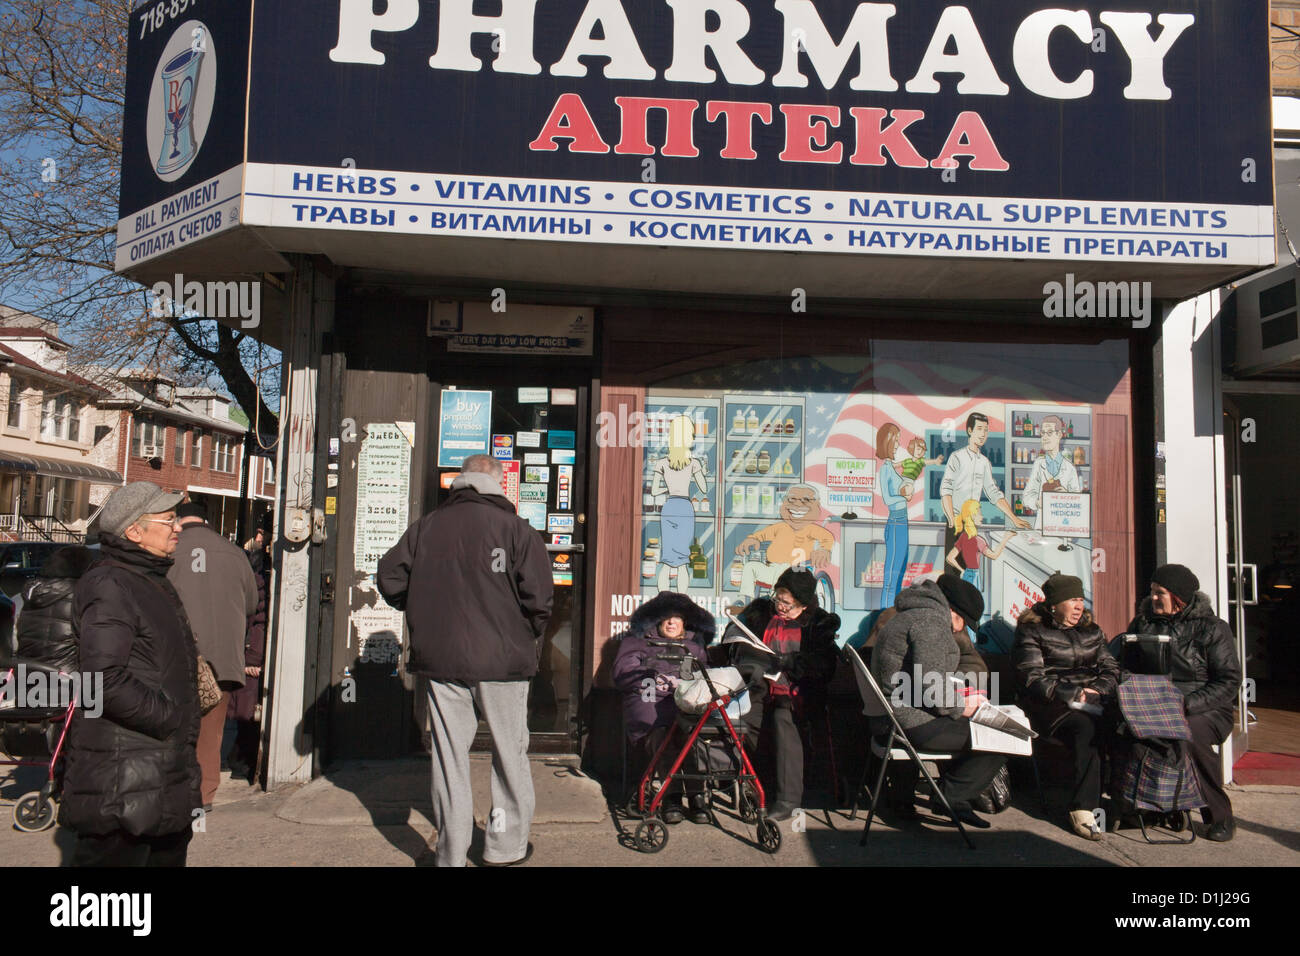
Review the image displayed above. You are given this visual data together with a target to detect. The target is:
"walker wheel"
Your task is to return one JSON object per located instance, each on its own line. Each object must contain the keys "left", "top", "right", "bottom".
{"left": 739, "top": 783, "right": 760, "bottom": 824}
{"left": 13, "top": 791, "right": 56, "bottom": 832}
{"left": 1166, "top": 811, "right": 1189, "bottom": 833}
{"left": 757, "top": 818, "right": 781, "bottom": 854}
{"left": 634, "top": 818, "right": 669, "bottom": 854}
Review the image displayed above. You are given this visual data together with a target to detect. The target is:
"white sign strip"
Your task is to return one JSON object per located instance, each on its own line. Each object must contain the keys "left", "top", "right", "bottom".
{"left": 114, "top": 164, "right": 244, "bottom": 270}
{"left": 241, "top": 163, "right": 1274, "bottom": 267}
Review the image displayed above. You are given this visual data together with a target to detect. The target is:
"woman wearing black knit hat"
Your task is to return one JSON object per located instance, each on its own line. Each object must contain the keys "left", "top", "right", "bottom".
{"left": 722, "top": 568, "right": 840, "bottom": 821}
{"left": 1127, "top": 564, "right": 1241, "bottom": 841}
{"left": 1013, "top": 573, "right": 1121, "bottom": 841}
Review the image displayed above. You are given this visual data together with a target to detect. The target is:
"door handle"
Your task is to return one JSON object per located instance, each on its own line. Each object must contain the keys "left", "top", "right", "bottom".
{"left": 1230, "top": 563, "right": 1258, "bottom": 606}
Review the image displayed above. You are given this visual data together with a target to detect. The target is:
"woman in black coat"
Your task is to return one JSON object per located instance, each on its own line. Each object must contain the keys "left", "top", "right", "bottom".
{"left": 64, "top": 484, "right": 201, "bottom": 866}
{"left": 1013, "top": 573, "right": 1120, "bottom": 841}
{"left": 1127, "top": 563, "right": 1241, "bottom": 841}
{"left": 724, "top": 568, "right": 839, "bottom": 821}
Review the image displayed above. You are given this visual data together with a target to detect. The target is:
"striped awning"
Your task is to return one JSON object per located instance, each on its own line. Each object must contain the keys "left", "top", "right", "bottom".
{"left": 0, "top": 452, "right": 122, "bottom": 483}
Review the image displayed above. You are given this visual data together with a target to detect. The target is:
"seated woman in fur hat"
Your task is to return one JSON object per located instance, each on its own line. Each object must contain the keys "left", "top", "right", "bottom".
{"left": 612, "top": 591, "right": 716, "bottom": 824}
{"left": 1013, "top": 573, "right": 1121, "bottom": 841}
{"left": 723, "top": 568, "right": 840, "bottom": 822}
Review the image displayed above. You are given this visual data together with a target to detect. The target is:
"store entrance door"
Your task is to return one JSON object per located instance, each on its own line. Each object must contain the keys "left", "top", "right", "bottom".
{"left": 429, "top": 363, "right": 589, "bottom": 752}
{"left": 1223, "top": 398, "right": 1252, "bottom": 759}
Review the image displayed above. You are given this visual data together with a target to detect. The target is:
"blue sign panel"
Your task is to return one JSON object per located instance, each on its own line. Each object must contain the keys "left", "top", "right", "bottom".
{"left": 438, "top": 389, "right": 493, "bottom": 468}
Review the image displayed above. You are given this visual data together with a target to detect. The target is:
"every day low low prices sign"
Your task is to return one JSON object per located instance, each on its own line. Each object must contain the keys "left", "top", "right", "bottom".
{"left": 438, "top": 389, "right": 493, "bottom": 468}
{"left": 225, "top": 0, "right": 1272, "bottom": 269}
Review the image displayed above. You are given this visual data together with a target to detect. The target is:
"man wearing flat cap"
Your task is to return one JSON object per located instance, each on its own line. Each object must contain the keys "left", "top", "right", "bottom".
{"left": 1127, "top": 563, "right": 1241, "bottom": 841}
{"left": 871, "top": 575, "right": 1007, "bottom": 829}
{"left": 63, "top": 481, "right": 202, "bottom": 866}
{"left": 168, "top": 500, "right": 259, "bottom": 808}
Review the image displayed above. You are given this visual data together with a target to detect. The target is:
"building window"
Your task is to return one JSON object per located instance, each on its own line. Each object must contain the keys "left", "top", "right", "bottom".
{"left": 132, "top": 415, "right": 165, "bottom": 458}
{"left": 6, "top": 378, "right": 21, "bottom": 429}
{"left": 174, "top": 426, "right": 186, "bottom": 464}
{"left": 191, "top": 428, "right": 203, "bottom": 468}
{"left": 212, "top": 433, "right": 235, "bottom": 473}
{"left": 261, "top": 456, "right": 275, "bottom": 488}
{"left": 40, "top": 394, "right": 81, "bottom": 441}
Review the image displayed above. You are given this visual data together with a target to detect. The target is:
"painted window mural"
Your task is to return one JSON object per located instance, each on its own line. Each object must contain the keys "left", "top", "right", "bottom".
{"left": 631, "top": 339, "right": 1130, "bottom": 651}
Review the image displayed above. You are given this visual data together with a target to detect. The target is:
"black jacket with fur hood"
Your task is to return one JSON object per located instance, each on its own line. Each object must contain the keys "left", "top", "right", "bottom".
{"left": 1127, "top": 591, "right": 1241, "bottom": 716}
{"left": 16, "top": 545, "right": 97, "bottom": 672}
{"left": 1013, "top": 601, "right": 1120, "bottom": 732}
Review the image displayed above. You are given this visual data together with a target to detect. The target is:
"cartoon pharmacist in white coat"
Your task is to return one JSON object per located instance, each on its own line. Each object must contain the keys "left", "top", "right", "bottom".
{"left": 1021, "top": 414, "right": 1081, "bottom": 528}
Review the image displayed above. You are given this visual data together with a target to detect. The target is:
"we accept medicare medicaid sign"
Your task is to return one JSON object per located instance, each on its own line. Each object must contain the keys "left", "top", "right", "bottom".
{"left": 117, "top": 0, "right": 1274, "bottom": 271}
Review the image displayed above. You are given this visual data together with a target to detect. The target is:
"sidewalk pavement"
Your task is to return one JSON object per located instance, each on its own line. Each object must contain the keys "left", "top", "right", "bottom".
{"left": 3, "top": 757, "right": 1298, "bottom": 866}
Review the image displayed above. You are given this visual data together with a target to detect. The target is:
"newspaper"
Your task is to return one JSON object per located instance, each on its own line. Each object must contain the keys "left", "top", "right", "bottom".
{"left": 722, "top": 610, "right": 783, "bottom": 682}
{"left": 969, "top": 702, "right": 1036, "bottom": 755}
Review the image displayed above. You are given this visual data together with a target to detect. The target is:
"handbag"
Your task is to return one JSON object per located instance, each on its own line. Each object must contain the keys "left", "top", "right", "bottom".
{"left": 196, "top": 653, "right": 222, "bottom": 715}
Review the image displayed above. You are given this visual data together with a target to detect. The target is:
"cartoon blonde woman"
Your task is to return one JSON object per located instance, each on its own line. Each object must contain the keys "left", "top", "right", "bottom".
{"left": 651, "top": 415, "right": 707, "bottom": 593}
{"left": 946, "top": 498, "right": 1015, "bottom": 589}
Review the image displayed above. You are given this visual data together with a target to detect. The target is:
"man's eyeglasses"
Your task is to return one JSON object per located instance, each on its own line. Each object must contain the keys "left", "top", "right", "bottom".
{"left": 139, "top": 515, "right": 180, "bottom": 528}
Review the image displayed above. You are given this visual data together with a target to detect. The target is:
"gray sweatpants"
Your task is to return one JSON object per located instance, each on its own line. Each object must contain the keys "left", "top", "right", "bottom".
{"left": 427, "top": 679, "right": 534, "bottom": 867}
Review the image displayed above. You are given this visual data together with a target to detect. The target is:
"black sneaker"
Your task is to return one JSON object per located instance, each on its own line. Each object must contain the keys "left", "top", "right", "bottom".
{"left": 662, "top": 803, "right": 686, "bottom": 825}
{"left": 1195, "top": 818, "right": 1235, "bottom": 842}
{"left": 949, "top": 806, "right": 992, "bottom": 829}
{"left": 687, "top": 795, "right": 711, "bottom": 824}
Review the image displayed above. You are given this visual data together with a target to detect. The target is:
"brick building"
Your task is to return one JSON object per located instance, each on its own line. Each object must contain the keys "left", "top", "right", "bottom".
{"left": 0, "top": 308, "right": 121, "bottom": 539}
{"left": 88, "top": 373, "right": 274, "bottom": 540}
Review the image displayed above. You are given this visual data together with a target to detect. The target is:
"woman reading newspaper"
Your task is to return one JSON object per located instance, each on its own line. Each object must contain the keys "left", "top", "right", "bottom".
{"left": 722, "top": 569, "right": 839, "bottom": 823}
{"left": 1012, "top": 573, "right": 1122, "bottom": 841}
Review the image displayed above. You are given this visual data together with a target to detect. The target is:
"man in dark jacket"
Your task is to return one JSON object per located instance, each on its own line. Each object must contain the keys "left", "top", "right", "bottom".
{"left": 724, "top": 568, "right": 839, "bottom": 821}
{"left": 1127, "top": 563, "right": 1241, "bottom": 841}
{"left": 167, "top": 501, "right": 259, "bottom": 809}
{"left": 15, "top": 545, "right": 97, "bottom": 672}
{"left": 871, "top": 576, "right": 1006, "bottom": 829}
{"left": 378, "top": 454, "right": 553, "bottom": 867}
{"left": 65, "top": 481, "right": 201, "bottom": 866}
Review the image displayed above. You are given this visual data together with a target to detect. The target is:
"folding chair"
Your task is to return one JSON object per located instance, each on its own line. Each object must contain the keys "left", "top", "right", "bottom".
{"left": 842, "top": 646, "right": 975, "bottom": 849}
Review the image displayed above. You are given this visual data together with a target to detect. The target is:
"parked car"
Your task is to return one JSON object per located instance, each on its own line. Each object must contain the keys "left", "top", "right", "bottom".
{"left": 0, "top": 542, "right": 64, "bottom": 598}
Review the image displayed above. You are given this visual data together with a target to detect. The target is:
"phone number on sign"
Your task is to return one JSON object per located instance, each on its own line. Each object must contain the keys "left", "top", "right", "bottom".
{"left": 139, "top": 0, "right": 200, "bottom": 40}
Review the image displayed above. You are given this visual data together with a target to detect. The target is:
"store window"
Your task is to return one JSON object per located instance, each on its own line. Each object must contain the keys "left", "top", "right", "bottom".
{"left": 609, "top": 334, "right": 1134, "bottom": 653}
{"left": 6, "top": 378, "right": 22, "bottom": 429}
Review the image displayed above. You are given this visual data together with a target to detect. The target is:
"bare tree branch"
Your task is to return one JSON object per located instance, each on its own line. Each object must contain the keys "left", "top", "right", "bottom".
{"left": 0, "top": 0, "right": 280, "bottom": 437}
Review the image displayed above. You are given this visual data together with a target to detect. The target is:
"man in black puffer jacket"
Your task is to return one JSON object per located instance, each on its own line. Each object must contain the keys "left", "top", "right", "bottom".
{"left": 1127, "top": 564, "right": 1241, "bottom": 842}
{"left": 15, "top": 546, "right": 97, "bottom": 672}
{"left": 63, "top": 481, "right": 200, "bottom": 867}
